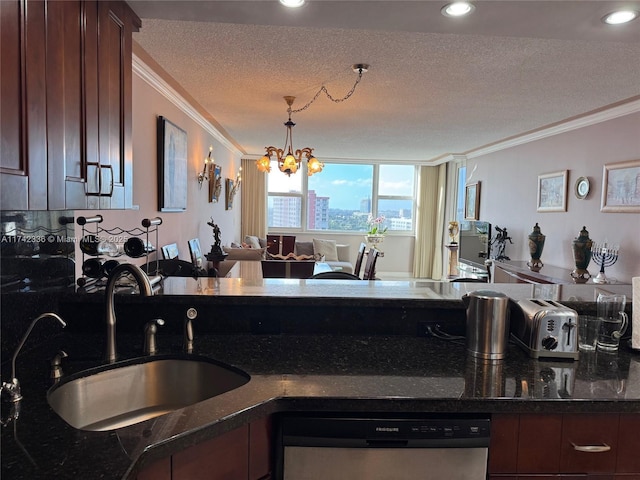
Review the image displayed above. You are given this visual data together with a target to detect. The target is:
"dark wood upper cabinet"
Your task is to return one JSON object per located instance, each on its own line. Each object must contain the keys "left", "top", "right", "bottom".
{"left": 96, "top": 0, "right": 138, "bottom": 209}
{"left": 0, "top": 0, "right": 139, "bottom": 211}
{"left": 1, "top": 0, "right": 48, "bottom": 210}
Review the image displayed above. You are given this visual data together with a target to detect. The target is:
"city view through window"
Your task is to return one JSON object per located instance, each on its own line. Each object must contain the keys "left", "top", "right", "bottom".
{"left": 268, "top": 163, "right": 415, "bottom": 232}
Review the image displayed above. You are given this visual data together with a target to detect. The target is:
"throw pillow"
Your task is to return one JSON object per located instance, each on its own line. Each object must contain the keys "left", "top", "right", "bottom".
{"left": 244, "top": 235, "right": 262, "bottom": 249}
{"left": 312, "top": 238, "right": 338, "bottom": 262}
{"left": 295, "top": 241, "right": 314, "bottom": 256}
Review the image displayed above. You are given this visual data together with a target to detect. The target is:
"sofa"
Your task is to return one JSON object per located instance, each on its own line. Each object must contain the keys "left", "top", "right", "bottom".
{"left": 219, "top": 235, "right": 354, "bottom": 275}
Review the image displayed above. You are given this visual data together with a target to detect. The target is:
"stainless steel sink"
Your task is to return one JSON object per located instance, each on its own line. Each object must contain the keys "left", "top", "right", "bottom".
{"left": 47, "top": 356, "right": 250, "bottom": 431}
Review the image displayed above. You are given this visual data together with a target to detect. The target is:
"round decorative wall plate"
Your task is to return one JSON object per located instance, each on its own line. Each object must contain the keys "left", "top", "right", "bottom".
{"left": 575, "top": 176, "right": 590, "bottom": 199}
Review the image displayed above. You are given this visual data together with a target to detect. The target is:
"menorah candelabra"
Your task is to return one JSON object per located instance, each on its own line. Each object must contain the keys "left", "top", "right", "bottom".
{"left": 591, "top": 243, "right": 619, "bottom": 284}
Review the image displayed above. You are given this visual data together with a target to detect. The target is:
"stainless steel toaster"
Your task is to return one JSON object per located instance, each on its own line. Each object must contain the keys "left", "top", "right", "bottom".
{"left": 511, "top": 299, "right": 579, "bottom": 360}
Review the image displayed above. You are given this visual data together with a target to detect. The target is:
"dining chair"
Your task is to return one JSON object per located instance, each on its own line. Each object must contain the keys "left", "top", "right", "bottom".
{"left": 353, "top": 242, "right": 366, "bottom": 278}
{"left": 362, "top": 247, "right": 380, "bottom": 280}
{"left": 309, "top": 271, "right": 361, "bottom": 280}
{"left": 266, "top": 235, "right": 296, "bottom": 256}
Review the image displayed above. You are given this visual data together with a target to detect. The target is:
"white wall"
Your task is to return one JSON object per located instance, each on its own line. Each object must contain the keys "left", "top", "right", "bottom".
{"left": 467, "top": 111, "right": 640, "bottom": 282}
{"left": 75, "top": 61, "right": 242, "bottom": 273}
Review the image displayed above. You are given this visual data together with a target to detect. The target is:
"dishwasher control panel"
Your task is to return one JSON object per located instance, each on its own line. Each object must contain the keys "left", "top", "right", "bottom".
{"left": 281, "top": 416, "right": 490, "bottom": 448}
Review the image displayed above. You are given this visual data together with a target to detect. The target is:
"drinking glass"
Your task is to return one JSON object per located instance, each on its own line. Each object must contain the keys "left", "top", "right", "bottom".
{"left": 578, "top": 315, "right": 600, "bottom": 352}
{"left": 596, "top": 293, "right": 628, "bottom": 352}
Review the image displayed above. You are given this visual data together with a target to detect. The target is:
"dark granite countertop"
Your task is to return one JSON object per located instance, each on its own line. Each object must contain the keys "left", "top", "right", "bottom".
{"left": 1, "top": 279, "right": 637, "bottom": 479}
{"left": 2, "top": 329, "right": 639, "bottom": 480}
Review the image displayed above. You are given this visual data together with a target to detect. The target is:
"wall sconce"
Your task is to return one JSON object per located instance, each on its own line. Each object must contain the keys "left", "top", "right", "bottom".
{"left": 198, "top": 146, "right": 213, "bottom": 189}
{"left": 225, "top": 166, "right": 242, "bottom": 210}
{"left": 230, "top": 166, "right": 242, "bottom": 198}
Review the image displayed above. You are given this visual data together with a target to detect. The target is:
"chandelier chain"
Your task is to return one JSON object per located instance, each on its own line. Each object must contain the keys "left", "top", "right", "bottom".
{"left": 290, "top": 69, "right": 364, "bottom": 114}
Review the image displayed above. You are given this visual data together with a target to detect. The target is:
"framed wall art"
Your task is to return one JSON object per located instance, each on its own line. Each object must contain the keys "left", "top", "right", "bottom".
{"left": 464, "top": 182, "right": 480, "bottom": 220}
{"left": 601, "top": 159, "right": 640, "bottom": 213}
{"left": 537, "top": 170, "right": 567, "bottom": 212}
{"left": 225, "top": 178, "right": 234, "bottom": 210}
{"left": 209, "top": 164, "right": 222, "bottom": 203}
{"left": 157, "top": 116, "right": 188, "bottom": 212}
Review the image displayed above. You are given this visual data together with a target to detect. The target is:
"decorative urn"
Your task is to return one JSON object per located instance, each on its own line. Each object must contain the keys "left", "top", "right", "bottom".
{"left": 527, "top": 223, "right": 545, "bottom": 272}
{"left": 570, "top": 225, "right": 593, "bottom": 283}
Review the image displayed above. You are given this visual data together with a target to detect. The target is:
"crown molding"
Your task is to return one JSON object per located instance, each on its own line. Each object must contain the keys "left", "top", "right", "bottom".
{"left": 465, "top": 98, "right": 640, "bottom": 159}
{"left": 132, "top": 53, "right": 242, "bottom": 157}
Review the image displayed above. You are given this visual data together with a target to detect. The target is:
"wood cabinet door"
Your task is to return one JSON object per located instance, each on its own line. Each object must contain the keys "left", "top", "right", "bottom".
{"left": 96, "top": 0, "right": 138, "bottom": 209}
{"left": 616, "top": 413, "right": 640, "bottom": 474}
{"left": 137, "top": 457, "right": 171, "bottom": 480}
{"left": 517, "top": 414, "right": 563, "bottom": 473}
{"left": 0, "top": 0, "right": 47, "bottom": 210}
{"left": 45, "top": 0, "right": 91, "bottom": 210}
{"left": 173, "top": 425, "right": 250, "bottom": 480}
{"left": 249, "top": 416, "right": 272, "bottom": 480}
{"left": 489, "top": 414, "right": 519, "bottom": 473}
{"left": 560, "top": 413, "right": 618, "bottom": 474}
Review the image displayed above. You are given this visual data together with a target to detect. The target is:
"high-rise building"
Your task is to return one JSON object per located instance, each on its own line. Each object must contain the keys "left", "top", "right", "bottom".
{"left": 360, "top": 197, "right": 371, "bottom": 213}
{"left": 270, "top": 196, "right": 301, "bottom": 228}
{"left": 308, "top": 190, "right": 329, "bottom": 230}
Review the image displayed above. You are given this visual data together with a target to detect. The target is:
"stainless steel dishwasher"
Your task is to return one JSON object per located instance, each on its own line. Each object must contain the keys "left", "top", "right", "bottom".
{"left": 276, "top": 415, "right": 490, "bottom": 480}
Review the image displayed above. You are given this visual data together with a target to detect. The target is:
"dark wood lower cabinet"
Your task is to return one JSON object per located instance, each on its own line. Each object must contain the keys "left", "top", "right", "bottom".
{"left": 136, "top": 417, "right": 272, "bottom": 480}
{"left": 490, "top": 413, "right": 639, "bottom": 478}
{"left": 173, "top": 425, "right": 249, "bottom": 480}
{"left": 617, "top": 414, "right": 640, "bottom": 474}
{"left": 560, "top": 414, "right": 618, "bottom": 474}
{"left": 137, "top": 457, "right": 170, "bottom": 480}
{"left": 249, "top": 416, "right": 273, "bottom": 480}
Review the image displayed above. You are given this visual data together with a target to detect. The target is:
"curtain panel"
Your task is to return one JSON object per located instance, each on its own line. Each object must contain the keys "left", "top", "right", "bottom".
{"left": 240, "top": 158, "right": 268, "bottom": 240}
{"left": 413, "top": 164, "right": 446, "bottom": 279}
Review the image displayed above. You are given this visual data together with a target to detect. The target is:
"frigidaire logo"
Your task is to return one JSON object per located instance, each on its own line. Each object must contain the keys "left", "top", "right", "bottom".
{"left": 375, "top": 427, "right": 399, "bottom": 432}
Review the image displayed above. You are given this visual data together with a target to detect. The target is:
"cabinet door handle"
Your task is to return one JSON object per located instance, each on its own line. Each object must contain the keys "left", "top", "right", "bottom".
{"left": 571, "top": 442, "right": 611, "bottom": 453}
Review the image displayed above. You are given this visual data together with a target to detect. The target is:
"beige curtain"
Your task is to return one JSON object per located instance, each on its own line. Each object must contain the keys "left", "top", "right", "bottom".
{"left": 413, "top": 164, "right": 447, "bottom": 279}
{"left": 240, "top": 158, "right": 267, "bottom": 240}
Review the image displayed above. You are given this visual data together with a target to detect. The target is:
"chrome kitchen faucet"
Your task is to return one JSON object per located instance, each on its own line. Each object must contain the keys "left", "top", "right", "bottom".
{"left": 104, "top": 263, "right": 153, "bottom": 362}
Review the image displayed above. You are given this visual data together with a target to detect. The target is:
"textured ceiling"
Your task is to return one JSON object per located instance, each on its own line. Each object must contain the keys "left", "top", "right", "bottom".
{"left": 130, "top": 1, "right": 640, "bottom": 163}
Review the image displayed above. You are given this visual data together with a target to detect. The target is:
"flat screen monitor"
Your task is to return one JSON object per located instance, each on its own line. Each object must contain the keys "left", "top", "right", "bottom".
{"left": 458, "top": 221, "right": 491, "bottom": 272}
{"left": 188, "top": 238, "right": 204, "bottom": 268}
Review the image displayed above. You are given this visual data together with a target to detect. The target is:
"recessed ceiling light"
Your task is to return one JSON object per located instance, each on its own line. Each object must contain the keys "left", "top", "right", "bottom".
{"left": 279, "top": 0, "right": 305, "bottom": 8}
{"left": 441, "top": 2, "right": 475, "bottom": 18}
{"left": 602, "top": 10, "right": 639, "bottom": 25}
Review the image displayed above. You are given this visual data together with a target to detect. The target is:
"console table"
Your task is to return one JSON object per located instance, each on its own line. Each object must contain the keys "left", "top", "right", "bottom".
{"left": 491, "top": 260, "right": 626, "bottom": 285}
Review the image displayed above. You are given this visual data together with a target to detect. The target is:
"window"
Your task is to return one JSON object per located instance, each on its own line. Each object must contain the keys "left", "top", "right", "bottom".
{"left": 377, "top": 165, "right": 414, "bottom": 232}
{"left": 267, "top": 161, "right": 303, "bottom": 228}
{"left": 307, "top": 163, "right": 373, "bottom": 231}
{"left": 267, "top": 161, "right": 416, "bottom": 233}
{"left": 456, "top": 165, "right": 467, "bottom": 223}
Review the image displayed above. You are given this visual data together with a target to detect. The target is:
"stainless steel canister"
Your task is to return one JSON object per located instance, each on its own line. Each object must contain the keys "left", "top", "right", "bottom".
{"left": 463, "top": 290, "right": 511, "bottom": 360}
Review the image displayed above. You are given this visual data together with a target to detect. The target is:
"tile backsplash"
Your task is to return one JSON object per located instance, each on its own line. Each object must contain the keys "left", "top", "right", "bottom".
{"left": 1, "top": 210, "right": 76, "bottom": 293}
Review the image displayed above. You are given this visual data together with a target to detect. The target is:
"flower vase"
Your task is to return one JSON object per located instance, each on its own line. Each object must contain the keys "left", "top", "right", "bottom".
{"left": 526, "top": 223, "right": 545, "bottom": 272}
{"left": 365, "top": 234, "right": 385, "bottom": 252}
{"left": 571, "top": 226, "right": 593, "bottom": 283}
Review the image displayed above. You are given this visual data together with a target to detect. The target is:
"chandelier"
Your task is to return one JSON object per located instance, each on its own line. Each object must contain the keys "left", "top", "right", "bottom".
{"left": 256, "top": 64, "right": 369, "bottom": 177}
